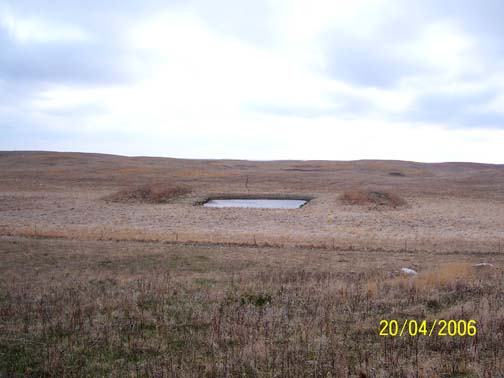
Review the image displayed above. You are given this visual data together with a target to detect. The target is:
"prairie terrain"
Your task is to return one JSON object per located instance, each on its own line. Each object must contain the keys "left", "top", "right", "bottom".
{"left": 1, "top": 151, "right": 504, "bottom": 377}
{"left": 1, "top": 151, "right": 503, "bottom": 252}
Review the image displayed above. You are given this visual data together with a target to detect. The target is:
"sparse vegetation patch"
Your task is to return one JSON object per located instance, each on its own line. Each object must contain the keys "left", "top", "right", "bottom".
{"left": 104, "top": 184, "right": 191, "bottom": 204}
{"left": 341, "top": 188, "right": 407, "bottom": 209}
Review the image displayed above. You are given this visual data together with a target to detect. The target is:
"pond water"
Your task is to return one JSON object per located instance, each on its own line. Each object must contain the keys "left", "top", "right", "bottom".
{"left": 203, "top": 198, "right": 308, "bottom": 209}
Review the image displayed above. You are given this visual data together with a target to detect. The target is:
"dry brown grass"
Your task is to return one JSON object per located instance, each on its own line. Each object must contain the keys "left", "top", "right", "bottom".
{"left": 414, "top": 262, "right": 475, "bottom": 291}
{"left": 1, "top": 237, "right": 503, "bottom": 378}
{"left": 341, "top": 188, "right": 407, "bottom": 209}
{"left": 384, "top": 263, "right": 479, "bottom": 298}
{"left": 103, "top": 183, "right": 191, "bottom": 204}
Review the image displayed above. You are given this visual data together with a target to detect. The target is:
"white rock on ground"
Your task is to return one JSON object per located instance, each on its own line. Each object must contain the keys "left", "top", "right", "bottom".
{"left": 473, "top": 263, "right": 494, "bottom": 268}
{"left": 400, "top": 267, "right": 418, "bottom": 275}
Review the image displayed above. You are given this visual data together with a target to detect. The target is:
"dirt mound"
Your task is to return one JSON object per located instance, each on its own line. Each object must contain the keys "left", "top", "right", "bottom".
{"left": 341, "top": 188, "right": 406, "bottom": 209}
{"left": 104, "top": 184, "right": 191, "bottom": 204}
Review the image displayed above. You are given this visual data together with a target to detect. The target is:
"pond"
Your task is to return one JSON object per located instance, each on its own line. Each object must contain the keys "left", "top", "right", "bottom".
{"left": 203, "top": 198, "right": 308, "bottom": 209}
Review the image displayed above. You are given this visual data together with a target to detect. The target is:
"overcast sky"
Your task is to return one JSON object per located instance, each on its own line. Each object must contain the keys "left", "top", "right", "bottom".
{"left": 1, "top": 0, "right": 504, "bottom": 163}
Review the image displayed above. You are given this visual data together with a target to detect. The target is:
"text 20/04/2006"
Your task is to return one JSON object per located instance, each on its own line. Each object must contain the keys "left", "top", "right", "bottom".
{"left": 379, "top": 319, "right": 477, "bottom": 337}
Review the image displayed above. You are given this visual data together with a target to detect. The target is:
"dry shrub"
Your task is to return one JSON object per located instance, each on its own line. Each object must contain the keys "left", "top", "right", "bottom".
{"left": 341, "top": 188, "right": 406, "bottom": 208}
{"left": 389, "top": 171, "right": 405, "bottom": 177}
{"left": 104, "top": 183, "right": 191, "bottom": 204}
{"left": 366, "top": 280, "right": 378, "bottom": 298}
{"left": 414, "top": 262, "right": 474, "bottom": 291}
{"left": 386, "top": 263, "right": 475, "bottom": 292}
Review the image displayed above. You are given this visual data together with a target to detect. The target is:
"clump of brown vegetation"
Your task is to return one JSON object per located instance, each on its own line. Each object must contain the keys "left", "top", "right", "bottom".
{"left": 389, "top": 171, "right": 405, "bottom": 177}
{"left": 341, "top": 188, "right": 407, "bottom": 209}
{"left": 104, "top": 183, "right": 191, "bottom": 204}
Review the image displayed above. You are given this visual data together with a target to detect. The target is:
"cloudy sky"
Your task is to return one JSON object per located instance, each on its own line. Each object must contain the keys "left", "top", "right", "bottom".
{"left": 1, "top": 0, "right": 504, "bottom": 163}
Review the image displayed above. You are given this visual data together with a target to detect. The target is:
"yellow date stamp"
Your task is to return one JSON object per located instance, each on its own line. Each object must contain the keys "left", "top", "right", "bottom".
{"left": 379, "top": 319, "right": 477, "bottom": 337}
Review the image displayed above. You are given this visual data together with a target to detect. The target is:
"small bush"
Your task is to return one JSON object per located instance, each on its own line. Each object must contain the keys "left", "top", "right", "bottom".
{"left": 104, "top": 184, "right": 191, "bottom": 204}
{"left": 240, "top": 293, "right": 272, "bottom": 307}
{"left": 389, "top": 171, "right": 405, "bottom": 177}
{"left": 341, "top": 188, "right": 406, "bottom": 209}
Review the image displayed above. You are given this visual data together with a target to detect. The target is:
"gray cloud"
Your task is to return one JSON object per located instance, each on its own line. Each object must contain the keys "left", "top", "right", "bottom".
{"left": 1, "top": 0, "right": 504, "bottom": 159}
{"left": 0, "top": 29, "right": 132, "bottom": 86}
{"left": 320, "top": 5, "right": 429, "bottom": 88}
{"left": 0, "top": 0, "right": 159, "bottom": 135}
{"left": 3, "top": 0, "right": 274, "bottom": 46}
{"left": 0, "top": 0, "right": 169, "bottom": 31}
{"left": 408, "top": 89, "right": 504, "bottom": 128}
{"left": 187, "top": 0, "right": 274, "bottom": 47}
{"left": 323, "top": 37, "right": 429, "bottom": 88}
{"left": 248, "top": 90, "right": 372, "bottom": 119}
{"left": 0, "top": 0, "right": 275, "bottom": 87}
{"left": 419, "top": 0, "right": 504, "bottom": 43}
{"left": 321, "top": 1, "right": 504, "bottom": 89}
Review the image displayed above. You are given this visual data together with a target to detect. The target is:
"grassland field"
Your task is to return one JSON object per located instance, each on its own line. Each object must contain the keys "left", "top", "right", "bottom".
{"left": 1, "top": 151, "right": 504, "bottom": 377}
